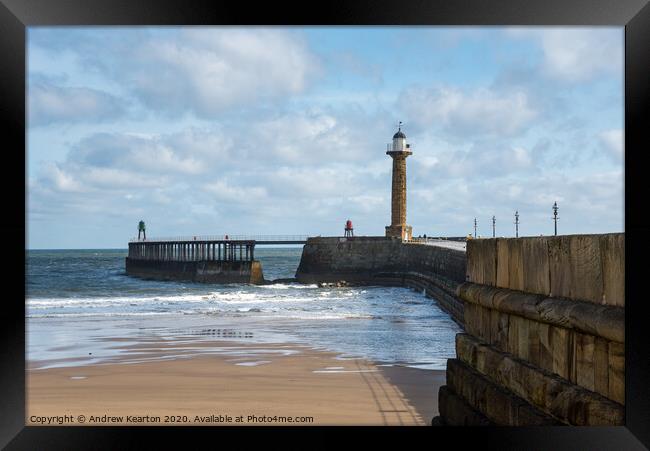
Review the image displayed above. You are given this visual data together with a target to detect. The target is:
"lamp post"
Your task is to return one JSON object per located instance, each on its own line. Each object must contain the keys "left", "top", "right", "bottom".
{"left": 552, "top": 201, "right": 559, "bottom": 236}
{"left": 474, "top": 217, "right": 477, "bottom": 238}
{"left": 492, "top": 215, "right": 496, "bottom": 238}
{"left": 514, "top": 211, "right": 519, "bottom": 238}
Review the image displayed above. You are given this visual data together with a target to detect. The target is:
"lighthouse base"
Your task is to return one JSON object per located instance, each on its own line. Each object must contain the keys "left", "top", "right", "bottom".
{"left": 385, "top": 225, "right": 412, "bottom": 241}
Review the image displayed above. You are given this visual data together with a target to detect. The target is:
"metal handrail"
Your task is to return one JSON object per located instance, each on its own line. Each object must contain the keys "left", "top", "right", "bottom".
{"left": 406, "top": 236, "right": 467, "bottom": 243}
{"left": 129, "top": 234, "right": 310, "bottom": 243}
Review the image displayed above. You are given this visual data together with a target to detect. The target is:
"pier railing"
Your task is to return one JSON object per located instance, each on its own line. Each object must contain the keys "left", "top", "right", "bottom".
{"left": 129, "top": 234, "right": 309, "bottom": 243}
{"left": 128, "top": 239, "right": 257, "bottom": 262}
{"left": 407, "top": 236, "right": 467, "bottom": 243}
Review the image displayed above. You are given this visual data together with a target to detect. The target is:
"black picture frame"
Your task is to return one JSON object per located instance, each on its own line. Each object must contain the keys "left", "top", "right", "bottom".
{"left": 3, "top": 0, "right": 649, "bottom": 448}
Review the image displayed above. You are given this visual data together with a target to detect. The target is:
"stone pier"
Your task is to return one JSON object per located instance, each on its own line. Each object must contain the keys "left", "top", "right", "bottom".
{"left": 295, "top": 236, "right": 467, "bottom": 325}
{"left": 435, "top": 234, "right": 625, "bottom": 426}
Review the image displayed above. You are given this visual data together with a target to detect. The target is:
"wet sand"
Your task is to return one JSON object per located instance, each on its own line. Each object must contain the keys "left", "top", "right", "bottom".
{"left": 27, "top": 340, "right": 445, "bottom": 426}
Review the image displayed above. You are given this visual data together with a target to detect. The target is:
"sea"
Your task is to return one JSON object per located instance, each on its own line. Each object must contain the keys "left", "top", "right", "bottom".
{"left": 26, "top": 248, "right": 462, "bottom": 370}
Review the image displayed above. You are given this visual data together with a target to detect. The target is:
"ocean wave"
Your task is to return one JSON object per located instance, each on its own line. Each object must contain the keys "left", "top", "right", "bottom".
{"left": 26, "top": 291, "right": 363, "bottom": 308}
{"left": 259, "top": 283, "right": 319, "bottom": 290}
{"left": 27, "top": 295, "right": 212, "bottom": 307}
{"left": 28, "top": 310, "right": 379, "bottom": 320}
{"left": 27, "top": 311, "right": 178, "bottom": 318}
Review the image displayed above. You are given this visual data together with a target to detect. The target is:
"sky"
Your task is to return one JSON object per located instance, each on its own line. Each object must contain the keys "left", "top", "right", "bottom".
{"left": 26, "top": 27, "right": 624, "bottom": 249}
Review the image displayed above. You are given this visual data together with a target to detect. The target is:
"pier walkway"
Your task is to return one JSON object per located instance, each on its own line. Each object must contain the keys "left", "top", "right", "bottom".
{"left": 130, "top": 234, "right": 308, "bottom": 245}
{"left": 127, "top": 235, "right": 309, "bottom": 263}
{"left": 406, "top": 237, "right": 467, "bottom": 252}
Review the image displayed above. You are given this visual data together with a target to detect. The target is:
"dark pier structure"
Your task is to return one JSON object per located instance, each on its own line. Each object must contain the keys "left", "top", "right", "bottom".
{"left": 126, "top": 238, "right": 264, "bottom": 284}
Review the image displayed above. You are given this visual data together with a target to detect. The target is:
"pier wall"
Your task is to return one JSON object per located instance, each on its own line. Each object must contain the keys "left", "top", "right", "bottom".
{"left": 436, "top": 234, "right": 625, "bottom": 426}
{"left": 295, "top": 237, "right": 467, "bottom": 324}
{"left": 125, "top": 258, "right": 264, "bottom": 285}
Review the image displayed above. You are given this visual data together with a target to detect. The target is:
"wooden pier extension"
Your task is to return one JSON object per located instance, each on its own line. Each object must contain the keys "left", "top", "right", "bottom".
{"left": 126, "top": 239, "right": 264, "bottom": 284}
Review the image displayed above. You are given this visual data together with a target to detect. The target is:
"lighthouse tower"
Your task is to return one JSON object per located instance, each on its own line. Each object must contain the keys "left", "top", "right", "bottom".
{"left": 385, "top": 123, "right": 413, "bottom": 241}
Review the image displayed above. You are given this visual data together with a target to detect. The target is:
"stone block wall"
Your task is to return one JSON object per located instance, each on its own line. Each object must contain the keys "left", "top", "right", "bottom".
{"left": 295, "top": 237, "right": 467, "bottom": 324}
{"left": 125, "top": 258, "right": 265, "bottom": 284}
{"left": 437, "top": 234, "right": 625, "bottom": 426}
{"left": 467, "top": 234, "right": 624, "bottom": 306}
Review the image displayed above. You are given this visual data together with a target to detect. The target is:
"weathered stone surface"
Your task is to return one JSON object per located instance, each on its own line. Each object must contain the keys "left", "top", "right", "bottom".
{"left": 473, "top": 234, "right": 622, "bottom": 305}
{"left": 551, "top": 326, "right": 570, "bottom": 381}
{"left": 438, "top": 385, "right": 492, "bottom": 426}
{"left": 507, "top": 314, "right": 520, "bottom": 356}
{"left": 548, "top": 235, "right": 572, "bottom": 300}
{"left": 496, "top": 290, "right": 545, "bottom": 320}
{"left": 507, "top": 239, "right": 525, "bottom": 291}
{"left": 568, "top": 330, "right": 577, "bottom": 384}
{"left": 528, "top": 320, "right": 541, "bottom": 368}
{"left": 466, "top": 239, "right": 497, "bottom": 286}
{"left": 489, "top": 309, "right": 501, "bottom": 349}
{"left": 600, "top": 233, "right": 625, "bottom": 307}
{"left": 496, "top": 238, "right": 510, "bottom": 289}
{"left": 457, "top": 282, "right": 482, "bottom": 307}
{"left": 549, "top": 235, "right": 604, "bottom": 304}
{"left": 250, "top": 261, "right": 265, "bottom": 285}
{"left": 465, "top": 242, "right": 478, "bottom": 284}
{"left": 570, "top": 235, "right": 605, "bottom": 303}
{"left": 538, "top": 322, "right": 553, "bottom": 374}
{"left": 456, "top": 332, "right": 477, "bottom": 366}
{"left": 608, "top": 341, "right": 625, "bottom": 404}
{"left": 456, "top": 333, "right": 624, "bottom": 425}
{"left": 575, "top": 332, "right": 595, "bottom": 391}
{"left": 594, "top": 337, "right": 610, "bottom": 398}
{"left": 481, "top": 302, "right": 492, "bottom": 343}
{"left": 125, "top": 258, "right": 265, "bottom": 284}
{"left": 522, "top": 236, "right": 551, "bottom": 296}
{"left": 459, "top": 282, "right": 624, "bottom": 343}
{"left": 477, "top": 284, "right": 500, "bottom": 309}
{"left": 458, "top": 284, "right": 623, "bottom": 403}
{"left": 516, "top": 316, "right": 530, "bottom": 361}
{"left": 496, "top": 312, "right": 510, "bottom": 352}
{"left": 446, "top": 358, "right": 559, "bottom": 425}
{"left": 538, "top": 298, "right": 624, "bottom": 344}
{"left": 496, "top": 238, "right": 510, "bottom": 288}
{"left": 463, "top": 302, "right": 480, "bottom": 338}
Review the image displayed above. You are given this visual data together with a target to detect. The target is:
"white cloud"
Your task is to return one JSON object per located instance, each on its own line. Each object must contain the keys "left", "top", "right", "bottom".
{"left": 69, "top": 133, "right": 204, "bottom": 175}
{"left": 400, "top": 85, "right": 538, "bottom": 138}
{"left": 267, "top": 166, "right": 353, "bottom": 198}
{"left": 203, "top": 180, "right": 268, "bottom": 203}
{"left": 29, "top": 81, "right": 125, "bottom": 126}
{"left": 29, "top": 28, "right": 320, "bottom": 121}
{"left": 599, "top": 129, "right": 624, "bottom": 160}
{"left": 506, "top": 28, "right": 623, "bottom": 82}
{"left": 80, "top": 167, "right": 167, "bottom": 189}
{"left": 412, "top": 140, "right": 536, "bottom": 181}
{"left": 119, "top": 29, "right": 319, "bottom": 117}
{"left": 39, "top": 162, "right": 83, "bottom": 192}
{"left": 249, "top": 111, "right": 360, "bottom": 164}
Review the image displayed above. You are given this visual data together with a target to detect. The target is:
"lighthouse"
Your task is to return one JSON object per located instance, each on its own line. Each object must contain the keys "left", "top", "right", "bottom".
{"left": 385, "top": 123, "right": 413, "bottom": 241}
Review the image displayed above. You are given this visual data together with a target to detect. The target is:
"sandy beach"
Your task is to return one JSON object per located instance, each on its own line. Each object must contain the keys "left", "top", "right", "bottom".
{"left": 27, "top": 339, "right": 444, "bottom": 426}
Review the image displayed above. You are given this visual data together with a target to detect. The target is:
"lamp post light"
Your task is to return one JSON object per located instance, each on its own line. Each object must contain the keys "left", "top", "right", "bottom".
{"left": 474, "top": 217, "right": 477, "bottom": 238}
{"left": 492, "top": 215, "right": 496, "bottom": 238}
{"left": 552, "top": 201, "right": 559, "bottom": 236}
{"left": 514, "top": 211, "right": 519, "bottom": 238}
